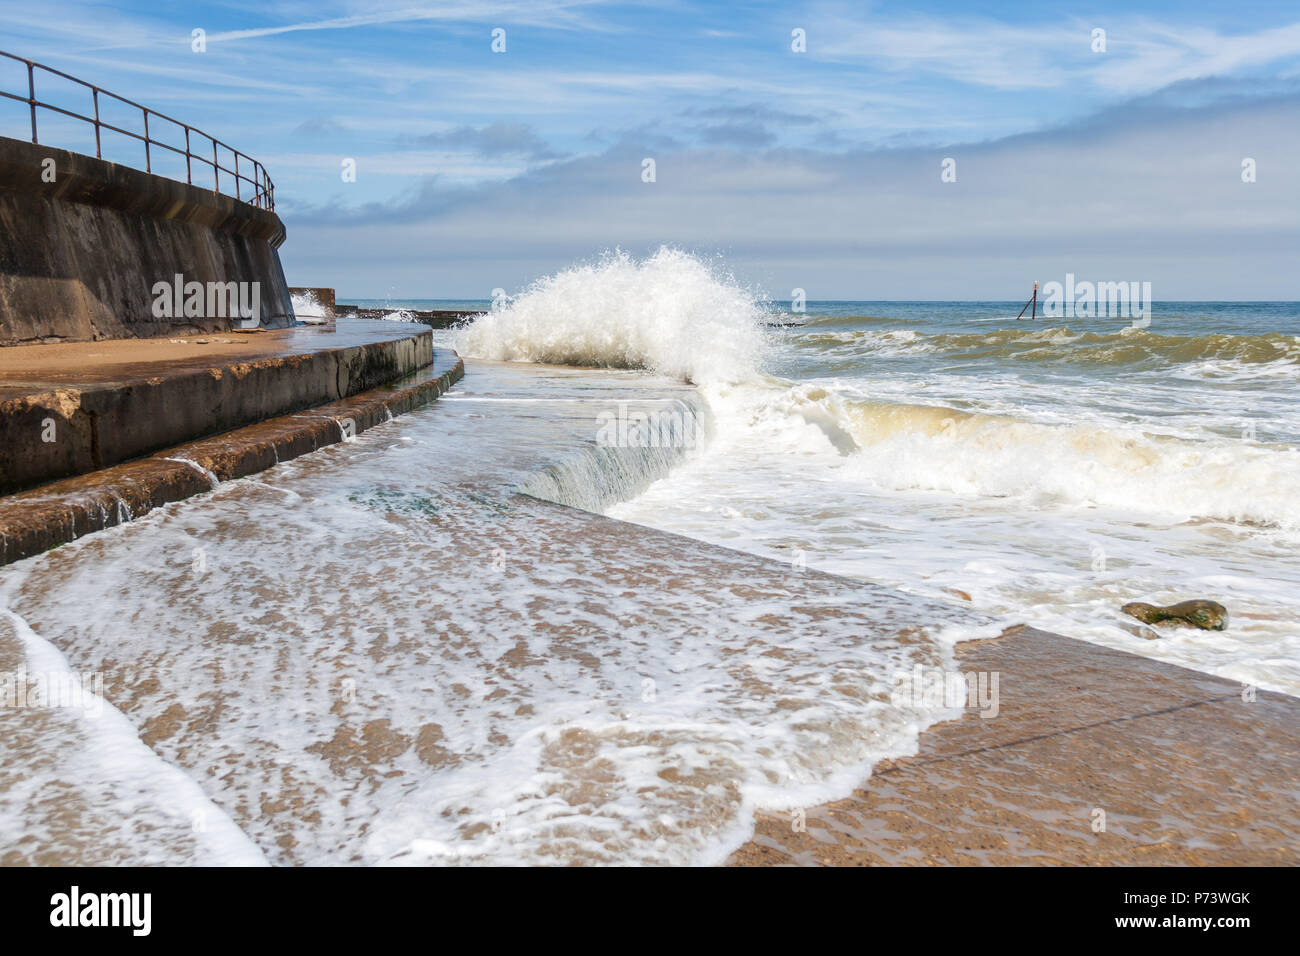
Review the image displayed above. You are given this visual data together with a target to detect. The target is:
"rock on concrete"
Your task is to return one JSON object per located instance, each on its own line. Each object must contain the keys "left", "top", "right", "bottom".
{"left": 1122, "top": 599, "right": 1229, "bottom": 631}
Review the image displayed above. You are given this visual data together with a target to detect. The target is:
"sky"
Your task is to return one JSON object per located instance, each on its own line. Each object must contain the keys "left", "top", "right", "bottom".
{"left": 1, "top": 0, "right": 1298, "bottom": 299}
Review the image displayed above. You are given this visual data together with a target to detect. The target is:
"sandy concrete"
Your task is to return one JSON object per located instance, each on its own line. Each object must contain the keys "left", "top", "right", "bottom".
{"left": 0, "top": 319, "right": 434, "bottom": 494}
{"left": 0, "top": 348, "right": 462, "bottom": 565}
{"left": 729, "top": 624, "right": 1299, "bottom": 866}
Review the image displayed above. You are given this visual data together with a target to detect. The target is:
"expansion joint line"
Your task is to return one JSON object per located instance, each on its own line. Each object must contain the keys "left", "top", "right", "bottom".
{"left": 878, "top": 693, "right": 1243, "bottom": 773}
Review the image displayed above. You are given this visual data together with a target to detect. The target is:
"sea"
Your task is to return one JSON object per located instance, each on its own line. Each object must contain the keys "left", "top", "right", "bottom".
{"left": 1, "top": 247, "right": 1294, "bottom": 867}
{"left": 443, "top": 248, "right": 1300, "bottom": 696}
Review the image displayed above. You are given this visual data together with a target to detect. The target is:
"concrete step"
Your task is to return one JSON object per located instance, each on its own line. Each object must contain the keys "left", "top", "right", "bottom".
{"left": 0, "top": 347, "right": 463, "bottom": 565}
{"left": 0, "top": 319, "right": 432, "bottom": 495}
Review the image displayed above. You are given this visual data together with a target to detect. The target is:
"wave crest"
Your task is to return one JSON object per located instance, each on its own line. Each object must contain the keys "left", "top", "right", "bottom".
{"left": 452, "top": 248, "right": 770, "bottom": 384}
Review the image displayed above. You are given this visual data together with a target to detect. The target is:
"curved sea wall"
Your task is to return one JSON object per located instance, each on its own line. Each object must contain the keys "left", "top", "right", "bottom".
{"left": 0, "top": 136, "right": 293, "bottom": 345}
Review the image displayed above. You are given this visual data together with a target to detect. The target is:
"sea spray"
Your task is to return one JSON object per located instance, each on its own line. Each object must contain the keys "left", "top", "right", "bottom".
{"left": 452, "top": 248, "right": 771, "bottom": 385}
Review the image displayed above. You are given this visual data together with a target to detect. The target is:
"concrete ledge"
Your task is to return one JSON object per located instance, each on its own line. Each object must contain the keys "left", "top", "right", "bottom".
{"left": 0, "top": 348, "right": 463, "bottom": 565}
{"left": 0, "top": 319, "right": 433, "bottom": 494}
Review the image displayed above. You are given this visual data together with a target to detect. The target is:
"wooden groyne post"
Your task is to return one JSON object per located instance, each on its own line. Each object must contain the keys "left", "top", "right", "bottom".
{"left": 1016, "top": 282, "right": 1038, "bottom": 320}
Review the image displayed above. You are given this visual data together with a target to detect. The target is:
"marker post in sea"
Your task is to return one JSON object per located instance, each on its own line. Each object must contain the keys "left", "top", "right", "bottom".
{"left": 1016, "top": 282, "right": 1038, "bottom": 320}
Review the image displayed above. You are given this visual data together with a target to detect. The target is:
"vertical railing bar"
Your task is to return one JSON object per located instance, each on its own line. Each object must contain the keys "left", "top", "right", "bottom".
{"left": 184, "top": 126, "right": 191, "bottom": 184}
{"left": 27, "top": 62, "right": 37, "bottom": 143}
{"left": 212, "top": 138, "right": 218, "bottom": 192}
{"left": 234, "top": 152, "right": 240, "bottom": 201}
{"left": 92, "top": 89, "right": 102, "bottom": 158}
{"left": 142, "top": 108, "right": 151, "bottom": 173}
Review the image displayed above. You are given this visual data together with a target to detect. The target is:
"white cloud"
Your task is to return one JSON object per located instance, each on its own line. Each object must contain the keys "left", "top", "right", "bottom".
{"left": 280, "top": 92, "right": 1300, "bottom": 298}
{"left": 812, "top": 13, "right": 1300, "bottom": 94}
{"left": 206, "top": 0, "right": 622, "bottom": 43}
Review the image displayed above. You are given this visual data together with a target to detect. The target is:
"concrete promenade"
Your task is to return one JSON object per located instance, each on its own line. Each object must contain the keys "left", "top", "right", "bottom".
{"left": 0, "top": 320, "right": 462, "bottom": 564}
{"left": 1, "top": 357, "right": 1293, "bottom": 865}
{"left": 730, "top": 624, "right": 1298, "bottom": 865}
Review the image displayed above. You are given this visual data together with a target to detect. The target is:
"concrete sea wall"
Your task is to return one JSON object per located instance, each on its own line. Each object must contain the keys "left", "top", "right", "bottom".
{"left": 0, "top": 135, "right": 293, "bottom": 346}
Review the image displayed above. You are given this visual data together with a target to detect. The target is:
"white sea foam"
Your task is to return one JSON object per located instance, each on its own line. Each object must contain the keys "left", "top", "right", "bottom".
{"left": 0, "top": 365, "right": 997, "bottom": 865}
{"left": 5, "top": 251, "right": 1296, "bottom": 869}
{"left": 0, "top": 607, "right": 267, "bottom": 865}
{"left": 765, "top": 389, "right": 1300, "bottom": 531}
{"left": 290, "top": 292, "right": 328, "bottom": 324}
{"left": 452, "top": 247, "right": 769, "bottom": 384}
{"left": 452, "top": 251, "right": 1300, "bottom": 694}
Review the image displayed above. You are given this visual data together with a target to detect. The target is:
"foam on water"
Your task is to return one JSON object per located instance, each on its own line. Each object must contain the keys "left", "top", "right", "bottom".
{"left": 452, "top": 247, "right": 770, "bottom": 385}
{"left": 449, "top": 252, "right": 1300, "bottom": 693}
{"left": 289, "top": 292, "right": 328, "bottom": 324}
{"left": 5, "top": 253, "right": 1296, "bottom": 865}
{"left": 612, "top": 382, "right": 1300, "bottom": 693}
{"left": 0, "top": 362, "right": 998, "bottom": 865}
{"left": 0, "top": 607, "right": 267, "bottom": 865}
{"left": 781, "top": 391, "right": 1300, "bottom": 530}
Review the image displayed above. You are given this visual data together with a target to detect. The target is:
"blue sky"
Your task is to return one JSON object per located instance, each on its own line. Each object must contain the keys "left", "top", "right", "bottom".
{"left": 2, "top": 1, "right": 1299, "bottom": 298}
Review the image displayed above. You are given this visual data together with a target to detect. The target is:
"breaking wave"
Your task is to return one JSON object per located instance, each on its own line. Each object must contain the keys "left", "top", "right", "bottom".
{"left": 452, "top": 248, "right": 770, "bottom": 385}
{"left": 454, "top": 252, "right": 1300, "bottom": 530}
{"left": 797, "top": 323, "right": 1300, "bottom": 369}
{"left": 761, "top": 387, "right": 1300, "bottom": 529}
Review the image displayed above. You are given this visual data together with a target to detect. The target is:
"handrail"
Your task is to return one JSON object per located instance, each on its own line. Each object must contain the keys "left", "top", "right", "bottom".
{"left": 0, "top": 49, "right": 274, "bottom": 210}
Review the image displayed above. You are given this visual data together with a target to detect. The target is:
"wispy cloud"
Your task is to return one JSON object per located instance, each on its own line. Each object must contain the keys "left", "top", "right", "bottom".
{"left": 278, "top": 86, "right": 1300, "bottom": 297}
{"left": 6, "top": 0, "right": 1299, "bottom": 296}
{"left": 812, "top": 13, "right": 1300, "bottom": 95}
{"left": 412, "top": 121, "right": 563, "bottom": 160}
{"left": 206, "top": 0, "right": 621, "bottom": 43}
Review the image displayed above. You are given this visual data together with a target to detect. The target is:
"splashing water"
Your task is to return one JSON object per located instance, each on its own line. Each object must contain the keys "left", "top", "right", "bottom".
{"left": 452, "top": 248, "right": 770, "bottom": 385}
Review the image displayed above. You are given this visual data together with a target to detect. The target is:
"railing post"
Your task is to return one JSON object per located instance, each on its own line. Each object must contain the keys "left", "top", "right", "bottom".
{"left": 184, "top": 127, "right": 191, "bottom": 184}
{"left": 143, "top": 108, "right": 150, "bottom": 172}
{"left": 93, "top": 88, "right": 101, "bottom": 158}
{"left": 212, "top": 139, "right": 219, "bottom": 192}
{"left": 27, "top": 62, "right": 36, "bottom": 143}
{"left": 234, "top": 152, "right": 240, "bottom": 202}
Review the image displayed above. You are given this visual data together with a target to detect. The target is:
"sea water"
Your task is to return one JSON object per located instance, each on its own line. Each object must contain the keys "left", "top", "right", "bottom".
{"left": 455, "top": 249, "right": 1300, "bottom": 695}
{"left": 2, "top": 248, "right": 1295, "bottom": 867}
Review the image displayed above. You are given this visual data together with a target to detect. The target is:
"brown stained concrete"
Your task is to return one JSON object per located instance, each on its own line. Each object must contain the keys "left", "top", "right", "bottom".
{"left": 0, "top": 348, "right": 463, "bottom": 565}
{"left": 0, "top": 135, "right": 293, "bottom": 346}
{"left": 729, "top": 625, "right": 1299, "bottom": 866}
{"left": 0, "top": 319, "right": 434, "bottom": 495}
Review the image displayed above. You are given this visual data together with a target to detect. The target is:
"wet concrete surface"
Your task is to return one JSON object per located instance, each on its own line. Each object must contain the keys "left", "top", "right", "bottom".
{"left": 0, "top": 356, "right": 1295, "bottom": 865}
{"left": 0, "top": 349, "right": 462, "bottom": 565}
{"left": 729, "top": 625, "right": 1298, "bottom": 865}
{"left": 0, "top": 320, "right": 433, "bottom": 494}
{"left": 0, "top": 321, "right": 429, "bottom": 392}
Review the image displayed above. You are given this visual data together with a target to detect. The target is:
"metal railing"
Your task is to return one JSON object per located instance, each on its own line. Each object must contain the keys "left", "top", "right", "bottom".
{"left": 0, "top": 49, "right": 274, "bottom": 210}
